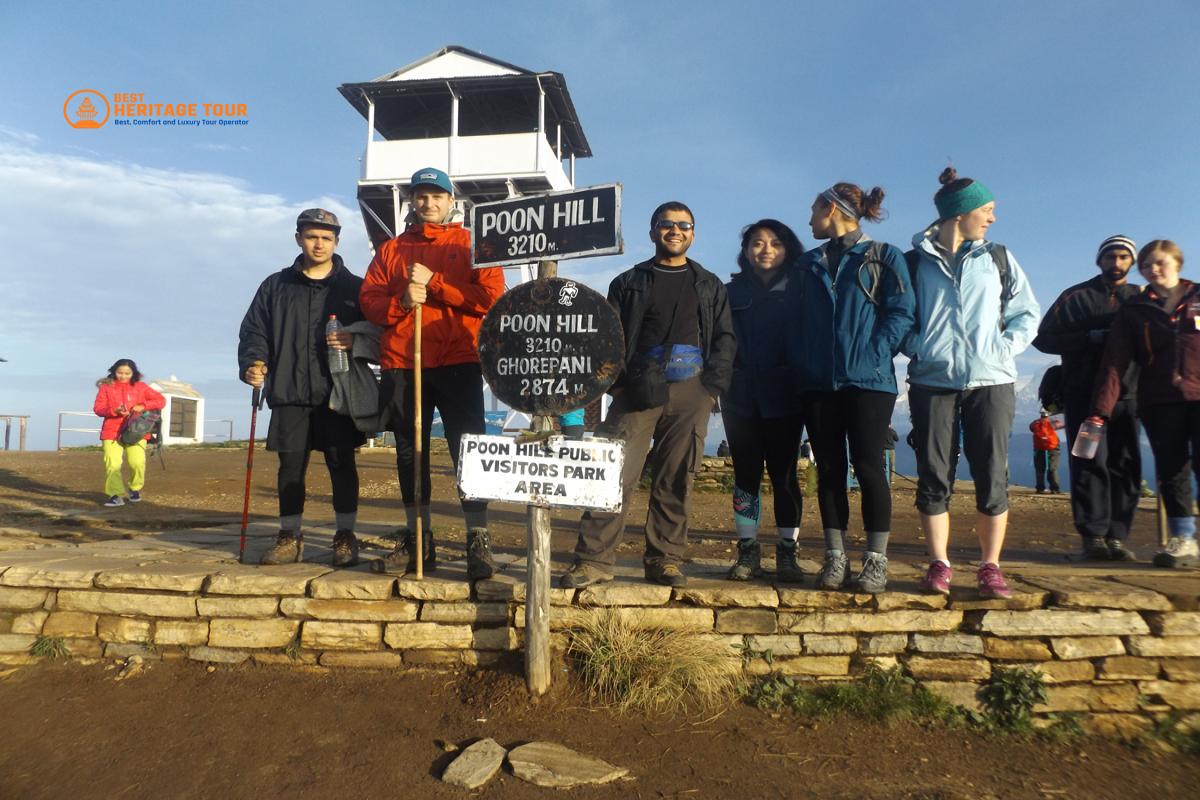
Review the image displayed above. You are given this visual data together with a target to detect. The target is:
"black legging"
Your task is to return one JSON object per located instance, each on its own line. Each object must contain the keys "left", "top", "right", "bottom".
{"left": 277, "top": 446, "right": 359, "bottom": 517}
{"left": 723, "top": 409, "right": 804, "bottom": 528}
{"left": 802, "top": 388, "right": 895, "bottom": 532}
{"left": 1139, "top": 401, "right": 1200, "bottom": 519}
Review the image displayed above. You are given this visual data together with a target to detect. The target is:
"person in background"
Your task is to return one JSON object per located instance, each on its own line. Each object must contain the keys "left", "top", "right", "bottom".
{"left": 795, "top": 184, "right": 915, "bottom": 594}
{"left": 1091, "top": 240, "right": 1199, "bottom": 567}
{"left": 722, "top": 219, "right": 807, "bottom": 583}
{"left": 1029, "top": 410, "right": 1065, "bottom": 494}
{"left": 1033, "top": 235, "right": 1142, "bottom": 560}
{"left": 93, "top": 358, "right": 165, "bottom": 507}
{"left": 239, "top": 209, "right": 366, "bottom": 566}
{"left": 904, "top": 168, "right": 1041, "bottom": 599}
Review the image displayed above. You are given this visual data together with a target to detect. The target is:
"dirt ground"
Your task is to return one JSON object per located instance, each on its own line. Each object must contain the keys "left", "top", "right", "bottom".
{"left": 0, "top": 446, "right": 1164, "bottom": 565}
{"left": 0, "top": 448, "right": 1194, "bottom": 800}
{"left": 0, "top": 661, "right": 1194, "bottom": 800}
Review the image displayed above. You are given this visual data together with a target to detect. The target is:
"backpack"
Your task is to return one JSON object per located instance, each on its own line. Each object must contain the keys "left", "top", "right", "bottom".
{"left": 118, "top": 410, "right": 161, "bottom": 446}
{"left": 1031, "top": 418, "right": 1061, "bottom": 451}
{"left": 856, "top": 241, "right": 908, "bottom": 306}
{"left": 1038, "top": 365, "right": 1065, "bottom": 414}
{"left": 904, "top": 243, "right": 1012, "bottom": 329}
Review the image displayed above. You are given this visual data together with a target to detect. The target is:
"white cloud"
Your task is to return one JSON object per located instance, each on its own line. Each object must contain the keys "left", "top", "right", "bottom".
{"left": 0, "top": 135, "right": 371, "bottom": 449}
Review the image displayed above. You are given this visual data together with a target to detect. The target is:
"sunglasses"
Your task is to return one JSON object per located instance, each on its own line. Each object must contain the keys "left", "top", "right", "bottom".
{"left": 654, "top": 220, "right": 695, "bottom": 232}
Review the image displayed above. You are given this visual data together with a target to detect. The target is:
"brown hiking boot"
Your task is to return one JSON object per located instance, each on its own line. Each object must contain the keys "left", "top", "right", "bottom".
{"left": 557, "top": 559, "right": 614, "bottom": 589}
{"left": 466, "top": 528, "right": 496, "bottom": 581}
{"left": 775, "top": 539, "right": 805, "bottom": 583}
{"left": 261, "top": 531, "right": 303, "bottom": 565}
{"left": 372, "top": 528, "right": 436, "bottom": 574}
{"left": 331, "top": 529, "right": 359, "bottom": 567}
{"left": 645, "top": 560, "right": 687, "bottom": 588}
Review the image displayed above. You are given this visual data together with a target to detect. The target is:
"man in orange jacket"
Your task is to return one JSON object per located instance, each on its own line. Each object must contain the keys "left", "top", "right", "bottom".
{"left": 360, "top": 167, "right": 505, "bottom": 578}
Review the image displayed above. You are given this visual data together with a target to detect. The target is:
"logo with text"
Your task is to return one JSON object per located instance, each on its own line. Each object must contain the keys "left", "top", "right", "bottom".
{"left": 64, "top": 90, "right": 250, "bottom": 130}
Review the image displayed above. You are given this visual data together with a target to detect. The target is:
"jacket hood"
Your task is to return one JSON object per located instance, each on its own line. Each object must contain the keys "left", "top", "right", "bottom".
{"left": 1125, "top": 278, "right": 1198, "bottom": 308}
{"left": 404, "top": 206, "right": 466, "bottom": 230}
{"left": 289, "top": 253, "right": 347, "bottom": 277}
{"left": 912, "top": 224, "right": 992, "bottom": 263}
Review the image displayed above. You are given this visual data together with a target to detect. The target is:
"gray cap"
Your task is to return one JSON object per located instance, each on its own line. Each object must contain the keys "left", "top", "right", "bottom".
{"left": 296, "top": 208, "right": 341, "bottom": 234}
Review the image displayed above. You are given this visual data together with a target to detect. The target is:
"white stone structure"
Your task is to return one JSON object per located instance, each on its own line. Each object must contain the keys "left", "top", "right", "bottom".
{"left": 148, "top": 378, "right": 204, "bottom": 446}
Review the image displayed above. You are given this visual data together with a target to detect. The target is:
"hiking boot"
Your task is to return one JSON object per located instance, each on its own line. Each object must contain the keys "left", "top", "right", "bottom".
{"left": 1106, "top": 537, "right": 1137, "bottom": 562}
{"left": 102, "top": 495, "right": 125, "bottom": 508}
{"left": 919, "top": 561, "right": 953, "bottom": 595}
{"left": 977, "top": 562, "right": 1013, "bottom": 599}
{"left": 1081, "top": 536, "right": 1110, "bottom": 561}
{"left": 775, "top": 539, "right": 805, "bottom": 583}
{"left": 466, "top": 528, "right": 496, "bottom": 581}
{"left": 372, "top": 528, "right": 437, "bottom": 574}
{"left": 261, "top": 531, "right": 304, "bottom": 565}
{"left": 1153, "top": 537, "right": 1200, "bottom": 568}
{"left": 815, "top": 549, "right": 850, "bottom": 590}
{"left": 727, "top": 539, "right": 762, "bottom": 581}
{"left": 645, "top": 560, "right": 687, "bottom": 588}
{"left": 557, "top": 560, "right": 613, "bottom": 589}
{"left": 127, "top": 490, "right": 142, "bottom": 503}
{"left": 331, "top": 529, "right": 360, "bottom": 568}
{"left": 854, "top": 552, "right": 889, "bottom": 594}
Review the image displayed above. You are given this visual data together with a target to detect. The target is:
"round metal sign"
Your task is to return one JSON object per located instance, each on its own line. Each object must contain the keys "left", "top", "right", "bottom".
{"left": 479, "top": 277, "right": 624, "bottom": 415}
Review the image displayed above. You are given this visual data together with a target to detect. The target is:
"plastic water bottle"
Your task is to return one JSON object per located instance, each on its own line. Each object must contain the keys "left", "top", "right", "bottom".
{"left": 1071, "top": 418, "right": 1104, "bottom": 460}
{"left": 326, "top": 315, "right": 349, "bottom": 374}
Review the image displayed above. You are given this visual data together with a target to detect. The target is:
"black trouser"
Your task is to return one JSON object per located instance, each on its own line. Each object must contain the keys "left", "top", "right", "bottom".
{"left": 1138, "top": 402, "right": 1200, "bottom": 520}
{"left": 722, "top": 408, "right": 804, "bottom": 529}
{"left": 802, "top": 389, "right": 895, "bottom": 532}
{"left": 277, "top": 447, "right": 359, "bottom": 518}
{"left": 1064, "top": 393, "right": 1141, "bottom": 541}
{"left": 381, "top": 363, "right": 487, "bottom": 514}
{"left": 1033, "top": 449, "right": 1060, "bottom": 492}
{"left": 910, "top": 384, "right": 1015, "bottom": 516}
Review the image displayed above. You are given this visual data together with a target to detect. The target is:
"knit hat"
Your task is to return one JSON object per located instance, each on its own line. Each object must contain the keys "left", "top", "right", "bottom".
{"left": 935, "top": 180, "right": 994, "bottom": 220}
{"left": 1095, "top": 235, "right": 1137, "bottom": 265}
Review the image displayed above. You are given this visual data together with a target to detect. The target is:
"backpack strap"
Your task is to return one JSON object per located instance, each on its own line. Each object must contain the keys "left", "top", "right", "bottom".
{"left": 857, "top": 241, "right": 890, "bottom": 305}
{"left": 987, "top": 243, "right": 1012, "bottom": 331}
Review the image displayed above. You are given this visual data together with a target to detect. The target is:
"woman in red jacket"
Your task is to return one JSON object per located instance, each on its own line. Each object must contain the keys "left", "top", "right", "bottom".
{"left": 92, "top": 359, "right": 165, "bottom": 507}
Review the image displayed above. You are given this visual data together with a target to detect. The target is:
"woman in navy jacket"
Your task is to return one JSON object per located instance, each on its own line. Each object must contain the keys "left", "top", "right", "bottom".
{"left": 794, "top": 183, "right": 915, "bottom": 593}
{"left": 723, "top": 219, "right": 807, "bottom": 583}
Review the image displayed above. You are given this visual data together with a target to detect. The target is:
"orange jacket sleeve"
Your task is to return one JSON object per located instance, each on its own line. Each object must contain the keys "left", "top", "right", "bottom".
{"left": 360, "top": 243, "right": 412, "bottom": 326}
{"left": 427, "top": 265, "right": 505, "bottom": 317}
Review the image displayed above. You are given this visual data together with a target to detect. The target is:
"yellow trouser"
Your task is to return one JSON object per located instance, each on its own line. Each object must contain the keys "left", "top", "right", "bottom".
{"left": 102, "top": 439, "right": 147, "bottom": 497}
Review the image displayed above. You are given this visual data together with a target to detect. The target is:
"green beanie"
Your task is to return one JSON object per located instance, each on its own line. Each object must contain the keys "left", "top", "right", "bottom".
{"left": 935, "top": 180, "right": 994, "bottom": 220}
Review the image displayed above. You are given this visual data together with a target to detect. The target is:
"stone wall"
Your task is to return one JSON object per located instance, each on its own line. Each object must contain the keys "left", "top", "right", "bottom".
{"left": 1, "top": 563, "right": 1197, "bottom": 737}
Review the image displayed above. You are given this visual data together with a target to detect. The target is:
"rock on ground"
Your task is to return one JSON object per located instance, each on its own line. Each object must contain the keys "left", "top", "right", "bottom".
{"left": 441, "top": 738, "right": 506, "bottom": 789}
{"left": 507, "top": 741, "right": 629, "bottom": 788}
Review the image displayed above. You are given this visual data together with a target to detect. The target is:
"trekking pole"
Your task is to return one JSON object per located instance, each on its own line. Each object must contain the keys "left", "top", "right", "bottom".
{"left": 238, "top": 362, "right": 264, "bottom": 564}
{"left": 413, "top": 303, "right": 424, "bottom": 580}
{"left": 1157, "top": 481, "right": 1168, "bottom": 549}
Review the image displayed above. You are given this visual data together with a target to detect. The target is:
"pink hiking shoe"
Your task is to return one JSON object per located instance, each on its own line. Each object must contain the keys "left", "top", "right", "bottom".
{"left": 977, "top": 562, "right": 1012, "bottom": 599}
{"left": 919, "top": 561, "right": 952, "bottom": 595}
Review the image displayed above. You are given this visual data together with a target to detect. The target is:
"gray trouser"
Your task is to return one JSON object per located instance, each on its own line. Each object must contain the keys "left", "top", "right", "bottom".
{"left": 574, "top": 377, "right": 712, "bottom": 567}
{"left": 910, "top": 383, "right": 1015, "bottom": 516}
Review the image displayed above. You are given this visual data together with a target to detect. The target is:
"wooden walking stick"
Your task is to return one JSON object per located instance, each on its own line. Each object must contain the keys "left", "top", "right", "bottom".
{"left": 413, "top": 299, "right": 424, "bottom": 580}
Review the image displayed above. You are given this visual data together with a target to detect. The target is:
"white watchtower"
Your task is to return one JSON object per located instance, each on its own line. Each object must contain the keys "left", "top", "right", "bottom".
{"left": 338, "top": 45, "right": 593, "bottom": 253}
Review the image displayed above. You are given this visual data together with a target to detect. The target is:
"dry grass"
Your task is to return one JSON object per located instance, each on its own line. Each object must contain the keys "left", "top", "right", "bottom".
{"left": 566, "top": 609, "right": 742, "bottom": 713}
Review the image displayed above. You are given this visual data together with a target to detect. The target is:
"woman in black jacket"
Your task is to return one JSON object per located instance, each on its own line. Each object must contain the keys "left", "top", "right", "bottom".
{"left": 723, "top": 219, "right": 807, "bottom": 582}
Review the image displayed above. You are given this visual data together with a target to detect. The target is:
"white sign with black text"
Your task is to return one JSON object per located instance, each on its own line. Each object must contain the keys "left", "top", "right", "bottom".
{"left": 457, "top": 434, "right": 624, "bottom": 511}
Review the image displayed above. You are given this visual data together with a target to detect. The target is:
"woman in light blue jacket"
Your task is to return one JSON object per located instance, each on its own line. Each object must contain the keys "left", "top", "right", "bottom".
{"left": 904, "top": 167, "right": 1040, "bottom": 600}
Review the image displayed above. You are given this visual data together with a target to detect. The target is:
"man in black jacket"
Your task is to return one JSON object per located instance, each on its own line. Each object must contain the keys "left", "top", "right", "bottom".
{"left": 238, "top": 209, "right": 366, "bottom": 567}
{"left": 1032, "top": 235, "right": 1142, "bottom": 560}
{"left": 559, "top": 201, "right": 736, "bottom": 588}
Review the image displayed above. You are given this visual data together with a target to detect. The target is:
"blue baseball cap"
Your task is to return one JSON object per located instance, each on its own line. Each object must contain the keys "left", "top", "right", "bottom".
{"left": 410, "top": 167, "right": 454, "bottom": 195}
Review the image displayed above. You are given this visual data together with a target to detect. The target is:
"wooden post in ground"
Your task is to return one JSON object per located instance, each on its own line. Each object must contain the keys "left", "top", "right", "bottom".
{"left": 525, "top": 258, "right": 557, "bottom": 696}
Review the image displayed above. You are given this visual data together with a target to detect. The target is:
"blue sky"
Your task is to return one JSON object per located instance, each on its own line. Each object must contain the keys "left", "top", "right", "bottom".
{"left": 3, "top": 0, "right": 1199, "bottom": 450}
